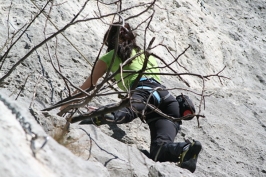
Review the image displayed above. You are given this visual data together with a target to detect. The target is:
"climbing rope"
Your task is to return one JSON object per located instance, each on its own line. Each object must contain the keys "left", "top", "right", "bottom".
{"left": 0, "top": 95, "right": 48, "bottom": 157}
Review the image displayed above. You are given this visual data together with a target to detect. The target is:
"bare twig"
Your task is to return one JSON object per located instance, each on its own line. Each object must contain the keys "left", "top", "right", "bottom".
{"left": 15, "top": 72, "right": 34, "bottom": 100}
{"left": 29, "top": 75, "right": 42, "bottom": 109}
{"left": 0, "top": 0, "right": 229, "bottom": 130}
{"left": 125, "top": 0, "right": 157, "bottom": 21}
{"left": 0, "top": 0, "right": 51, "bottom": 64}
{"left": 79, "top": 127, "right": 126, "bottom": 163}
{"left": 70, "top": 97, "right": 130, "bottom": 123}
{"left": 7, "top": 1, "right": 12, "bottom": 42}
{"left": 0, "top": 1, "right": 127, "bottom": 84}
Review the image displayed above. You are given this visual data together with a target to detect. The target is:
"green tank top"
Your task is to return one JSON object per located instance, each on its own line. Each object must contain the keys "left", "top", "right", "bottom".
{"left": 100, "top": 49, "right": 160, "bottom": 91}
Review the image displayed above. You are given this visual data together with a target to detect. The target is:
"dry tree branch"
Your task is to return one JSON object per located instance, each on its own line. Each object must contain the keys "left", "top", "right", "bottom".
{"left": 203, "top": 66, "right": 229, "bottom": 84}
{"left": 30, "top": 0, "right": 92, "bottom": 66}
{"left": 94, "top": 90, "right": 128, "bottom": 97}
{"left": 54, "top": 51, "right": 146, "bottom": 115}
{"left": 79, "top": 127, "right": 126, "bottom": 162}
{"left": 41, "top": 44, "right": 92, "bottom": 111}
{"left": 43, "top": 0, "right": 54, "bottom": 35}
{"left": 7, "top": 1, "right": 12, "bottom": 40}
{"left": 70, "top": 32, "right": 223, "bottom": 126}
{"left": 94, "top": 0, "right": 154, "bottom": 26}
{"left": 58, "top": 15, "right": 156, "bottom": 111}
{"left": 129, "top": 86, "right": 206, "bottom": 126}
{"left": 15, "top": 72, "right": 34, "bottom": 100}
{"left": 55, "top": 3, "right": 151, "bottom": 107}
{"left": 97, "top": 0, "right": 121, "bottom": 6}
{"left": 60, "top": 14, "right": 122, "bottom": 116}
{"left": 119, "top": 63, "right": 128, "bottom": 92}
{"left": 0, "top": 0, "right": 51, "bottom": 64}
{"left": 54, "top": 37, "right": 71, "bottom": 96}
{"left": 59, "top": 25, "right": 151, "bottom": 108}
{"left": 0, "top": 1, "right": 127, "bottom": 84}
{"left": 48, "top": 52, "right": 91, "bottom": 100}
{"left": 130, "top": 15, "right": 155, "bottom": 90}
{"left": 0, "top": 23, "right": 27, "bottom": 60}
{"left": 136, "top": 87, "right": 162, "bottom": 118}
{"left": 149, "top": 45, "right": 191, "bottom": 87}
{"left": 56, "top": 31, "right": 224, "bottom": 119}
{"left": 70, "top": 0, "right": 90, "bottom": 23}
{"left": 29, "top": 75, "right": 42, "bottom": 109}
{"left": 42, "top": 1, "right": 71, "bottom": 98}
{"left": 122, "top": 66, "right": 228, "bottom": 81}
{"left": 144, "top": 101, "right": 205, "bottom": 122}
{"left": 131, "top": 12, "right": 155, "bottom": 32}
{"left": 196, "top": 75, "right": 206, "bottom": 127}
{"left": 54, "top": 0, "right": 158, "bottom": 105}
{"left": 70, "top": 97, "right": 130, "bottom": 123}
{"left": 94, "top": 0, "right": 121, "bottom": 23}
{"left": 151, "top": 43, "right": 191, "bottom": 70}
{"left": 85, "top": 13, "right": 118, "bottom": 92}
{"left": 70, "top": 91, "right": 205, "bottom": 125}
{"left": 67, "top": 42, "right": 199, "bottom": 125}
{"left": 28, "top": 0, "right": 227, "bottom": 129}
{"left": 125, "top": 0, "right": 157, "bottom": 21}
{"left": 0, "top": 1, "right": 17, "bottom": 55}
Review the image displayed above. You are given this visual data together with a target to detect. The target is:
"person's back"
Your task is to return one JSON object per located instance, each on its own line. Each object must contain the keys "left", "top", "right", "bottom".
{"left": 100, "top": 49, "right": 160, "bottom": 91}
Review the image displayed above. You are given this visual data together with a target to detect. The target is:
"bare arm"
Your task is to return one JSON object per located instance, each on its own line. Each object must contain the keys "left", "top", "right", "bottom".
{"left": 60, "top": 60, "right": 107, "bottom": 110}
{"left": 79, "top": 60, "right": 107, "bottom": 90}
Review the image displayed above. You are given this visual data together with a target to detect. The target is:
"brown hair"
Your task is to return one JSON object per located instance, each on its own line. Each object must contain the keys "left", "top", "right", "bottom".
{"left": 103, "top": 22, "right": 140, "bottom": 62}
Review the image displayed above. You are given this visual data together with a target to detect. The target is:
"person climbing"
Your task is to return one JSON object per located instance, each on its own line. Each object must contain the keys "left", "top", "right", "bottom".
{"left": 60, "top": 22, "right": 202, "bottom": 173}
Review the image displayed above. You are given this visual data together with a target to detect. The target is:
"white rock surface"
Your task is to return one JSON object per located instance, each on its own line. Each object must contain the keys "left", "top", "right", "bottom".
{"left": 0, "top": 94, "right": 109, "bottom": 177}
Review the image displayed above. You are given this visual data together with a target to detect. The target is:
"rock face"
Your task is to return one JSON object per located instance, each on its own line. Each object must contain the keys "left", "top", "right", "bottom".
{"left": 0, "top": 94, "right": 194, "bottom": 177}
{"left": 0, "top": 94, "right": 109, "bottom": 177}
{"left": 0, "top": 0, "right": 266, "bottom": 177}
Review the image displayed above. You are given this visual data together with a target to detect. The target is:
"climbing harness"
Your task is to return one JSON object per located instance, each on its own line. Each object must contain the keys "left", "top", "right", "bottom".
{"left": 135, "top": 77, "right": 167, "bottom": 104}
{"left": 0, "top": 95, "right": 48, "bottom": 157}
{"left": 136, "top": 85, "right": 161, "bottom": 104}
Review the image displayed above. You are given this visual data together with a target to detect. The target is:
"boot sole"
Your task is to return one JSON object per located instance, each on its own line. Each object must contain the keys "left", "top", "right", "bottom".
{"left": 180, "top": 141, "right": 202, "bottom": 173}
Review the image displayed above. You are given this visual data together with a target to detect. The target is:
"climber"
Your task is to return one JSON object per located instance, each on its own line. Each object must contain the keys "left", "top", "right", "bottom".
{"left": 60, "top": 22, "right": 202, "bottom": 173}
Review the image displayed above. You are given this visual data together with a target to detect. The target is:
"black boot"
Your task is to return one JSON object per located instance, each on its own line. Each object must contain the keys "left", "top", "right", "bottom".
{"left": 178, "top": 140, "right": 202, "bottom": 173}
{"left": 79, "top": 113, "right": 115, "bottom": 126}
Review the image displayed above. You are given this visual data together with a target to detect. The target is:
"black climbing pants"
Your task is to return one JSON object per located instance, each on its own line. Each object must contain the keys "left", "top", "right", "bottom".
{"left": 112, "top": 78, "right": 188, "bottom": 162}
{"left": 148, "top": 119, "right": 187, "bottom": 162}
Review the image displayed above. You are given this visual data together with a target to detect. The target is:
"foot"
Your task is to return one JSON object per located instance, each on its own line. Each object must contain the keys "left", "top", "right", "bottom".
{"left": 79, "top": 113, "right": 115, "bottom": 126}
{"left": 179, "top": 140, "right": 202, "bottom": 173}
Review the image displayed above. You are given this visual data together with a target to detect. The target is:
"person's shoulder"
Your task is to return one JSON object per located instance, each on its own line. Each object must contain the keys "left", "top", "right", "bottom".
{"left": 102, "top": 50, "right": 115, "bottom": 57}
{"left": 100, "top": 50, "right": 114, "bottom": 61}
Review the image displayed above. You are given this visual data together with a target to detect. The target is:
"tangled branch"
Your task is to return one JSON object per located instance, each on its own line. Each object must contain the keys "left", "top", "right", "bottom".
{"left": 0, "top": 0, "right": 229, "bottom": 129}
